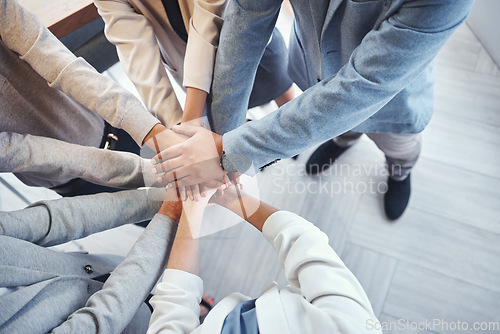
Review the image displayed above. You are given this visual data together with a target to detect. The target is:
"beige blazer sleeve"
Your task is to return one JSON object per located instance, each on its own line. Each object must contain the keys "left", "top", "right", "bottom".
{"left": 95, "top": 0, "right": 184, "bottom": 127}
{"left": 0, "top": 0, "right": 160, "bottom": 146}
{"left": 182, "top": 0, "right": 226, "bottom": 92}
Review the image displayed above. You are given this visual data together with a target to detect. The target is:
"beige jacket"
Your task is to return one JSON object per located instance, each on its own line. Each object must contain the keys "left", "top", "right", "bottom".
{"left": 95, "top": 0, "right": 226, "bottom": 127}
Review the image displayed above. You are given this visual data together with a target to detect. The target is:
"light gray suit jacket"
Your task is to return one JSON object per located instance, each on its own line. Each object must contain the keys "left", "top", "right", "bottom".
{"left": 0, "top": 189, "right": 177, "bottom": 334}
{"left": 0, "top": 0, "right": 160, "bottom": 188}
{"left": 209, "top": 0, "right": 475, "bottom": 172}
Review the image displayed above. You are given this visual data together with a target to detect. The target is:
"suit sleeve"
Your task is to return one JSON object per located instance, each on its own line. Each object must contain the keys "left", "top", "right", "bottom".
{"left": 0, "top": 188, "right": 163, "bottom": 246}
{"left": 0, "top": 132, "right": 148, "bottom": 189}
{"left": 95, "top": 0, "right": 183, "bottom": 127}
{"left": 214, "top": 0, "right": 474, "bottom": 171}
{"left": 208, "top": 0, "right": 282, "bottom": 135}
{"left": 263, "top": 211, "right": 381, "bottom": 333}
{"left": 183, "top": 0, "right": 226, "bottom": 93}
{"left": 0, "top": 0, "right": 160, "bottom": 145}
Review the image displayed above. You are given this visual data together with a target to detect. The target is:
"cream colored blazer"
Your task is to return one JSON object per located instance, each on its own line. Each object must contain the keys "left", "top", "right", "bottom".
{"left": 94, "top": 0, "right": 225, "bottom": 127}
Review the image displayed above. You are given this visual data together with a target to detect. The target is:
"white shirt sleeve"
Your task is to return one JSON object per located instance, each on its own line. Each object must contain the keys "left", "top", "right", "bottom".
{"left": 148, "top": 269, "right": 204, "bottom": 334}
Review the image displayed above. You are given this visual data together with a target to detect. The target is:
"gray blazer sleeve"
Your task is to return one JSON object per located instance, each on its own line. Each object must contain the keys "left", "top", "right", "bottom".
{"left": 51, "top": 213, "right": 178, "bottom": 334}
{"left": 0, "top": 188, "right": 164, "bottom": 247}
{"left": 211, "top": 0, "right": 474, "bottom": 171}
{"left": 0, "top": 132, "right": 148, "bottom": 190}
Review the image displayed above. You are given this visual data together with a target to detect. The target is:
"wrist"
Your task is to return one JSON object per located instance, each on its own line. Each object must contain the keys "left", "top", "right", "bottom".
{"left": 182, "top": 196, "right": 211, "bottom": 215}
{"left": 158, "top": 200, "right": 183, "bottom": 221}
{"left": 214, "top": 133, "right": 223, "bottom": 158}
{"left": 143, "top": 123, "right": 165, "bottom": 148}
{"left": 181, "top": 110, "right": 204, "bottom": 125}
{"left": 183, "top": 87, "right": 207, "bottom": 124}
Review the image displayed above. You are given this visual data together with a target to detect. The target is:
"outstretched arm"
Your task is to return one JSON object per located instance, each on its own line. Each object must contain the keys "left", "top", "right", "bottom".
{"left": 52, "top": 194, "right": 182, "bottom": 334}
{"left": 213, "top": 0, "right": 475, "bottom": 170}
{"left": 150, "top": 0, "right": 474, "bottom": 179}
{"left": 182, "top": 0, "right": 226, "bottom": 124}
{"left": 212, "top": 186, "right": 380, "bottom": 332}
{"left": 0, "top": 0, "right": 161, "bottom": 146}
{"left": 95, "top": 0, "right": 183, "bottom": 127}
{"left": 0, "top": 132, "right": 147, "bottom": 189}
{"left": 148, "top": 189, "right": 216, "bottom": 334}
{"left": 0, "top": 188, "right": 177, "bottom": 246}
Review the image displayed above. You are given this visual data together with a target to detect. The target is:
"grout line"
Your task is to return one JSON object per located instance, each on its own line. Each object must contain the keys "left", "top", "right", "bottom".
{"left": 409, "top": 205, "right": 500, "bottom": 238}
{"left": 377, "top": 245, "right": 500, "bottom": 296}
{"left": 348, "top": 242, "right": 402, "bottom": 264}
{"left": 421, "top": 156, "right": 500, "bottom": 181}
{"left": 465, "top": 22, "right": 500, "bottom": 72}
{"left": 379, "top": 312, "right": 441, "bottom": 334}
{"left": 378, "top": 259, "right": 399, "bottom": 319}
{"left": 434, "top": 110, "right": 500, "bottom": 128}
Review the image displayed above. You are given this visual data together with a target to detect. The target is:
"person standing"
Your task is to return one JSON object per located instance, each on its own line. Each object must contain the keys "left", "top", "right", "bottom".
{"left": 149, "top": 0, "right": 475, "bottom": 220}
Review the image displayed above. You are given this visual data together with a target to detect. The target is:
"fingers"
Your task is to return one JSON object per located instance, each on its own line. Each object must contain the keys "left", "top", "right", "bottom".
{"left": 199, "top": 183, "right": 207, "bottom": 197}
{"left": 171, "top": 123, "right": 202, "bottom": 137}
{"left": 228, "top": 172, "right": 243, "bottom": 190}
{"left": 152, "top": 145, "right": 183, "bottom": 165}
{"left": 152, "top": 156, "right": 184, "bottom": 174}
{"left": 191, "top": 185, "right": 201, "bottom": 201}
{"left": 203, "top": 178, "right": 226, "bottom": 189}
{"left": 185, "top": 184, "right": 201, "bottom": 202}
{"left": 158, "top": 169, "right": 189, "bottom": 187}
{"left": 179, "top": 186, "right": 187, "bottom": 201}
{"left": 158, "top": 159, "right": 226, "bottom": 188}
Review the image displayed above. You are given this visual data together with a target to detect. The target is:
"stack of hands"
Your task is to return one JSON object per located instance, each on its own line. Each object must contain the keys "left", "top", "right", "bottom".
{"left": 143, "top": 120, "right": 241, "bottom": 202}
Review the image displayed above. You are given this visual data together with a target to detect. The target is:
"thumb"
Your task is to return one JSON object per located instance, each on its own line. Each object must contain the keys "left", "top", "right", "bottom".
{"left": 171, "top": 123, "right": 200, "bottom": 137}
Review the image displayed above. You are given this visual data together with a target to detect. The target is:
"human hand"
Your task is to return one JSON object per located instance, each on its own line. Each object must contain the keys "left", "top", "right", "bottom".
{"left": 181, "top": 186, "right": 217, "bottom": 238}
{"left": 180, "top": 181, "right": 229, "bottom": 202}
{"left": 156, "top": 187, "right": 183, "bottom": 221}
{"left": 183, "top": 187, "right": 218, "bottom": 211}
{"left": 151, "top": 124, "right": 226, "bottom": 188}
{"left": 179, "top": 184, "right": 201, "bottom": 202}
{"left": 208, "top": 177, "right": 244, "bottom": 204}
{"left": 178, "top": 119, "right": 208, "bottom": 202}
{"left": 143, "top": 123, "right": 188, "bottom": 153}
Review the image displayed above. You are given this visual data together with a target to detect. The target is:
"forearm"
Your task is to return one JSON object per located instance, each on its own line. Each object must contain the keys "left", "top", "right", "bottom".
{"left": 1, "top": 132, "right": 145, "bottom": 189}
{"left": 1, "top": 0, "right": 159, "bottom": 145}
{"left": 166, "top": 207, "right": 204, "bottom": 275}
{"left": 147, "top": 204, "right": 204, "bottom": 334}
{"left": 182, "top": 0, "right": 226, "bottom": 93}
{"left": 182, "top": 87, "right": 208, "bottom": 124}
{"left": 209, "top": 0, "right": 281, "bottom": 134}
{"left": 96, "top": 0, "right": 183, "bottom": 127}
{"left": 219, "top": 191, "right": 278, "bottom": 232}
{"left": 0, "top": 188, "right": 163, "bottom": 246}
{"left": 53, "top": 213, "right": 178, "bottom": 334}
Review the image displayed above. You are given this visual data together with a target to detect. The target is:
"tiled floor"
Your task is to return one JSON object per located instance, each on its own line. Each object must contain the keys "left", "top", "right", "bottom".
{"left": 1, "top": 6, "right": 499, "bottom": 334}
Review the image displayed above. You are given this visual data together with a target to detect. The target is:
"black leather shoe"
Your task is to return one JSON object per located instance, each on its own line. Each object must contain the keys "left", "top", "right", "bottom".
{"left": 305, "top": 140, "right": 350, "bottom": 175}
{"left": 384, "top": 174, "right": 411, "bottom": 220}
